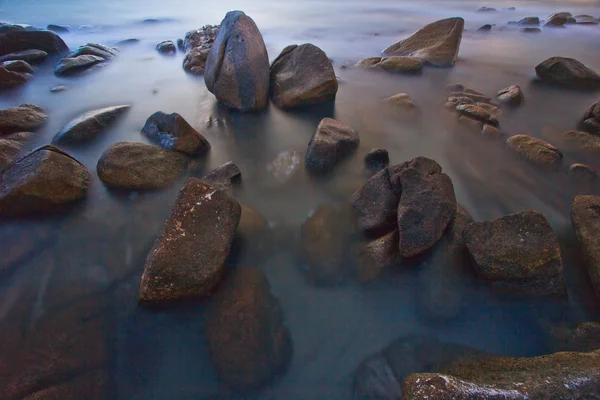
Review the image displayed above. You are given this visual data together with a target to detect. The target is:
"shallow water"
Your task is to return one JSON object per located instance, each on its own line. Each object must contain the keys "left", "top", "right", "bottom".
{"left": 1, "top": 0, "right": 600, "bottom": 398}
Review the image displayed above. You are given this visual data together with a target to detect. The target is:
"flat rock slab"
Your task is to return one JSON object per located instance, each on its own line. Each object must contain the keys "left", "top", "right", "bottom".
{"left": 572, "top": 195, "right": 600, "bottom": 299}
{"left": 535, "top": 57, "right": 600, "bottom": 89}
{"left": 305, "top": 118, "right": 359, "bottom": 174}
{"left": 0, "top": 104, "right": 47, "bottom": 134}
{"left": 97, "top": 142, "right": 189, "bottom": 190}
{"left": 141, "top": 111, "right": 210, "bottom": 155}
{"left": 0, "top": 49, "right": 48, "bottom": 64}
{"left": 138, "top": 178, "right": 241, "bottom": 303}
{"left": 53, "top": 105, "right": 130, "bottom": 144}
{"left": 0, "top": 30, "right": 68, "bottom": 56}
{"left": 55, "top": 55, "right": 105, "bottom": 76}
{"left": 456, "top": 104, "right": 498, "bottom": 126}
{"left": 70, "top": 43, "right": 116, "bottom": 59}
{"left": 506, "top": 134, "right": 563, "bottom": 169}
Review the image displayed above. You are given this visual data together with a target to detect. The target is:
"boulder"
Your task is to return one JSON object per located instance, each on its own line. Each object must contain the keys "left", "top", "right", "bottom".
{"left": 572, "top": 195, "right": 600, "bottom": 298}
{"left": 305, "top": 118, "right": 359, "bottom": 174}
{"left": 1, "top": 60, "right": 33, "bottom": 73}
{"left": 70, "top": 44, "right": 116, "bottom": 59}
{"left": 201, "top": 161, "right": 242, "bottom": 191}
{"left": 455, "top": 104, "right": 498, "bottom": 126}
{"left": 0, "top": 131, "right": 34, "bottom": 170}
{"left": 138, "top": 178, "right": 241, "bottom": 303}
{"left": 0, "top": 145, "right": 91, "bottom": 217}
{"left": 580, "top": 100, "right": 600, "bottom": 133}
{"left": 0, "top": 104, "right": 47, "bottom": 134}
{"left": 156, "top": 40, "right": 176, "bottom": 54}
{"left": 182, "top": 25, "right": 219, "bottom": 75}
{"left": 97, "top": 142, "right": 189, "bottom": 190}
{"left": 365, "top": 148, "right": 389, "bottom": 171}
{"left": 141, "top": 111, "right": 210, "bottom": 155}
{"left": 506, "top": 134, "right": 563, "bottom": 169}
{"left": 52, "top": 105, "right": 130, "bottom": 144}
{"left": 47, "top": 24, "right": 70, "bottom": 33}
{"left": 545, "top": 15, "right": 568, "bottom": 27}
{"left": 496, "top": 84, "right": 524, "bottom": 105}
{"left": 0, "top": 49, "right": 48, "bottom": 64}
{"left": 206, "top": 267, "right": 292, "bottom": 391}
{"left": 357, "top": 230, "right": 399, "bottom": 283}
{"left": 569, "top": 163, "right": 597, "bottom": 181}
{"left": 477, "top": 24, "right": 492, "bottom": 31}
{"left": 269, "top": 43, "right": 337, "bottom": 109}
{"left": 548, "top": 322, "right": 600, "bottom": 352}
{"left": 535, "top": 57, "right": 600, "bottom": 89}
{"left": 521, "top": 27, "right": 541, "bottom": 33}
{"left": 204, "top": 11, "right": 269, "bottom": 111}
{"left": 518, "top": 17, "right": 540, "bottom": 25}
{"left": 0, "top": 30, "right": 68, "bottom": 56}
{"left": 463, "top": 210, "right": 565, "bottom": 296}
{"left": 55, "top": 55, "right": 105, "bottom": 76}
{"left": 376, "top": 56, "right": 425, "bottom": 73}
{"left": 0, "top": 66, "right": 26, "bottom": 89}
{"left": 382, "top": 17, "right": 464, "bottom": 67}
{"left": 564, "top": 129, "right": 600, "bottom": 151}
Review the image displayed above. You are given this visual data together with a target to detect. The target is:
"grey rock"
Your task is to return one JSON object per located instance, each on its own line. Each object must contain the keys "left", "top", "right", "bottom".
{"left": 70, "top": 44, "right": 115, "bottom": 59}
{"left": 477, "top": 24, "right": 492, "bottom": 31}
{"left": 156, "top": 40, "right": 176, "bottom": 54}
{"left": 0, "top": 49, "right": 48, "bottom": 64}
{"left": 141, "top": 111, "right": 210, "bottom": 156}
{"left": 52, "top": 105, "right": 130, "bottom": 144}
{"left": 0, "top": 30, "right": 68, "bottom": 56}
{"left": 1, "top": 60, "right": 33, "bottom": 74}
{"left": 47, "top": 24, "right": 69, "bottom": 33}
{"left": 521, "top": 27, "right": 541, "bottom": 33}
{"left": 518, "top": 17, "right": 540, "bottom": 25}
{"left": 50, "top": 85, "right": 67, "bottom": 93}
{"left": 54, "top": 55, "right": 105, "bottom": 76}
{"left": 535, "top": 57, "right": 600, "bottom": 89}
{"left": 305, "top": 118, "right": 359, "bottom": 174}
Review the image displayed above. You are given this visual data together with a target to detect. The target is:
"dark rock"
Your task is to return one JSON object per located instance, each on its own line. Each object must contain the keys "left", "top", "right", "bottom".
{"left": 47, "top": 24, "right": 69, "bottom": 33}
{"left": 0, "top": 145, "right": 91, "bottom": 217}
{"left": 575, "top": 15, "right": 599, "bottom": 25}
{"left": 477, "top": 24, "right": 492, "bottom": 31}
{"left": 567, "top": 17, "right": 578, "bottom": 24}
{"left": 0, "top": 49, "right": 48, "bottom": 64}
{"left": 97, "top": 142, "right": 189, "bottom": 190}
{"left": 176, "top": 38, "right": 184, "bottom": 50}
{"left": 365, "top": 148, "right": 389, "bottom": 171}
{"left": 0, "top": 131, "right": 34, "bottom": 170}
{"left": 545, "top": 15, "right": 568, "bottom": 27}
{"left": 0, "top": 30, "right": 68, "bottom": 56}
{"left": 0, "top": 23, "right": 26, "bottom": 34}
{"left": 549, "top": 12, "right": 572, "bottom": 19}
{"left": 52, "top": 105, "right": 130, "bottom": 144}
{"left": 1, "top": 59, "right": 33, "bottom": 73}
{"left": 50, "top": 84, "right": 67, "bottom": 93}
{"left": 207, "top": 267, "right": 292, "bottom": 391}
{"left": 572, "top": 195, "right": 600, "bottom": 299}
{"left": 305, "top": 118, "right": 359, "bottom": 174}
{"left": 0, "top": 104, "right": 47, "bottom": 134}
{"left": 204, "top": 11, "right": 269, "bottom": 111}
{"left": 55, "top": 55, "right": 105, "bottom": 76}
{"left": 141, "top": 111, "right": 211, "bottom": 156}
{"left": 236, "top": 204, "right": 270, "bottom": 260}
{"left": 548, "top": 322, "right": 600, "bottom": 352}
{"left": 521, "top": 27, "right": 541, "bottom": 33}
{"left": 269, "top": 43, "right": 337, "bottom": 109}
{"left": 0, "top": 66, "right": 27, "bottom": 89}
{"left": 70, "top": 44, "right": 116, "bottom": 59}
{"left": 357, "top": 229, "right": 399, "bottom": 283}
{"left": 183, "top": 47, "right": 211, "bottom": 74}
{"left": 156, "top": 40, "right": 176, "bottom": 54}
{"left": 382, "top": 17, "right": 464, "bottom": 67}
{"left": 506, "top": 134, "right": 563, "bottom": 169}
{"left": 497, "top": 84, "right": 524, "bottom": 105}
{"left": 580, "top": 100, "right": 600, "bottom": 133}
{"left": 463, "top": 210, "right": 565, "bottom": 296}
{"left": 355, "top": 57, "right": 382, "bottom": 69}
{"left": 182, "top": 25, "right": 219, "bottom": 75}
{"left": 446, "top": 83, "right": 464, "bottom": 92}
{"left": 115, "top": 38, "right": 140, "bottom": 46}
{"left": 535, "top": 57, "right": 600, "bottom": 89}
{"left": 570, "top": 163, "right": 597, "bottom": 181}
{"left": 477, "top": 6, "right": 497, "bottom": 12}
{"left": 456, "top": 104, "right": 498, "bottom": 126}
{"left": 201, "top": 161, "right": 242, "bottom": 191}
{"left": 138, "top": 178, "right": 241, "bottom": 303}
{"left": 518, "top": 17, "right": 540, "bottom": 25}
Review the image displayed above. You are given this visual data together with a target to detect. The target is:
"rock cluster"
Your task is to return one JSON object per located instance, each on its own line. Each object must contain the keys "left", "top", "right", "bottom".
{"left": 55, "top": 43, "right": 117, "bottom": 76}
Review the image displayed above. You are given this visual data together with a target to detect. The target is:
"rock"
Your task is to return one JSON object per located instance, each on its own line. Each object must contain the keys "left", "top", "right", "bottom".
{"left": 201, "top": 162, "right": 242, "bottom": 191}
{"left": 0, "top": 23, "right": 26, "bottom": 34}
{"left": 464, "top": 210, "right": 565, "bottom": 296}
{"left": 448, "top": 91, "right": 491, "bottom": 103}
{"left": 549, "top": 12, "right": 572, "bottom": 19}
{"left": 382, "top": 17, "right": 464, "bottom": 67}
{"left": 115, "top": 38, "right": 140, "bottom": 46}
{"left": 446, "top": 83, "right": 464, "bottom": 92}
{"left": 0, "top": 66, "right": 26, "bottom": 89}
{"left": 570, "top": 163, "right": 597, "bottom": 181}
{"left": 0, "top": 104, "right": 47, "bottom": 134}
{"left": 207, "top": 267, "right": 292, "bottom": 391}
{"left": 456, "top": 104, "right": 498, "bottom": 126}
{"left": 477, "top": 6, "right": 497, "bottom": 12}
{"left": 52, "top": 105, "right": 130, "bottom": 144}
{"left": 47, "top": 24, "right": 69, "bottom": 33}
{"left": 458, "top": 115, "right": 484, "bottom": 131}
{"left": 403, "top": 350, "right": 600, "bottom": 399}
{"left": 0, "top": 49, "right": 48, "bottom": 64}
{"left": 177, "top": 38, "right": 184, "bottom": 50}
{"left": 497, "top": 84, "right": 524, "bottom": 105}
{"left": 518, "top": 17, "right": 540, "bottom": 25}
{"left": 305, "top": 118, "right": 359, "bottom": 174}
{"left": 264, "top": 150, "right": 301, "bottom": 185}
{"left": 0, "top": 145, "right": 91, "bottom": 217}
{"left": 156, "top": 40, "right": 176, "bottom": 54}
{"left": 475, "top": 102, "right": 502, "bottom": 116}
{"left": 269, "top": 43, "right": 338, "bottom": 109}
{"left": 535, "top": 57, "right": 600, "bottom": 89}
{"left": 204, "top": 11, "right": 269, "bottom": 111}
{"left": 545, "top": 15, "right": 568, "bottom": 27}
{"left": 235, "top": 204, "right": 270, "bottom": 260}
{"left": 521, "top": 27, "right": 541, "bottom": 33}
{"left": 448, "top": 96, "right": 474, "bottom": 106}
{"left": 183, "top": 47, "right": 211, "bottom": 74}
{"left": 0, "top": 131, "right": 34, "bottom": 170}
{"left": 376, "top": 56, "right": 425, "bottom": 73}
{"left": 1, "top": 59, "right": 33, "bottom": 73}
{"left": 141, "top": 111, "right": 210, "bottom": 156}
{"left": 50, "top": 84, "right": 67, "bottom": 93}
{"left": 564, "top": 130, "right": 600, "bottom": 151}
{"left": 138, "top": 178, "right": 241, "bottom": 303}
{"left": 506, "top": 134, "right": 563, "bottom": 169}
{"left": 580, "top": 100, "right": 600, "bottom": 133}
{"left": 182, "top": 25, "right": 219, "bottom": 75}
{"left": 365, "top": 148, "right": 389, "bottom": 171}
{"left": 355, "top": 57, "right": 382, "bottom": 69}
{"left": 357, "top": 230, "right": 399, "bottom": 283}
{"left": 572, "top": 195, "right": 600, "bottom": 299}
{"left": 385, "top": 93, "right": 417, "bottom": 110}
{"left": 54, "top": 55, "right": 105, "bottom": 76}
{"left": 576, "top": 15, "right": 599, "bottom": 25}
{"left": 548, "top": 322, "right": 600, "bottom": 352}
{"left": 70, "top": 44, "right": 116, "bottom": 59}
{"left": 477, "top": 24, "right": 492, "bottom": 31}
{"left": 0, "top": 30, "right": 68, "bottom": 56}
{"left": 97, "top": 142, "right": 189, "bottom": 190}
{"left": 481, "top": 124, "right": 504, "bottom": 139}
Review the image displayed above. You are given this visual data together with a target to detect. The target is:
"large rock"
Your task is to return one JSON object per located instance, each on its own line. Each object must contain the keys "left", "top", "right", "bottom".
{"left": 70, "top": 43, "right": 116, "bottom": 60}
{"left": 535, "top": 57, "right": 600, "bottom": 89}
{"left": 0, "top": 49, "right": 48, "bottom": 64}
{"left": 141, "top": 111, "right": 210, "bottom": 156}
{"left": 206, "top": 267, "right": 292, "bottom": 391}
{"left": 545, "top": 14, "right": 568, "bottom": 27}
{"left": 182, "top": 25, "right": 219, "bottom": 75}
{"left": 269, "top": 43, "right": 337, "bottom": 109}
{"left": 0, "top": 145, "right": 91, "bottom": 217}
{"left": 204, "top": 11, "right": 269, "bottom": 111}
{"left": 54, "top": 55, "right": 105, "bottom": 76}
{"left": 97, "top": 142, "right": 189, "bottom": 190}
{"left": 403, "top": 350, "right": 600, "bottom": 399}
{"left": 382, "top": 17, "right": 464, "bottom": 67}
{"left": 138, "top": 178, "right": 241, "bottom": 303}
{"left": 0, "top": 30, "right": 68, "bottom": 56}
{"left": 1, "top": 60, "right": 33, "bottom": 74}
{"left": 0, "top": 131, "right": 34, "bottom": 170}
{"left": 0, "top": 104, "right": 47, "bottom": 134}
{"left": 580, "top": 100, "right": 600, "bottom": 133}
{"left": 52, "top": 105, "right": 130, "bottom": 144}
{"left": 497, "top": 84, "right": 524, "bottom": 105}
{"left": 201, "top": 161, "right": 242, "bottom": 191}
{"left": 548, "top": 322, "right": 600, "bottom": 352}
{"left": 572, "top": 195, "right": 600, "bottom": 299}
{"left": 463, "top": 210, "right": 565, "bottom": 296}
{"left": 304, "top": 118, "right": 359, "bottom": 174}
{"left": 0, "top": 66, "right": 26, "bottom": 89}
{"left": 506, "top": 134, "right": 563, "bottom": 169}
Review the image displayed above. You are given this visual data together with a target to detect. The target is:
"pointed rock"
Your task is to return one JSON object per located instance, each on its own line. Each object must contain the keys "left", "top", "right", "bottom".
{"left": 305, "top": 118, "right": 359, "bottom": 174}
{"left": 53, "top": 105, "right": 130, "bottom": 144}
{"left": 141, "top": 111, "right": 210, "bottom": 156}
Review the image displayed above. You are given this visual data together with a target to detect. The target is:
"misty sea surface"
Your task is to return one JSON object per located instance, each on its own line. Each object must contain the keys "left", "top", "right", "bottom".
{"left": 1, "top": 0, "right": 600, "bottom": 398}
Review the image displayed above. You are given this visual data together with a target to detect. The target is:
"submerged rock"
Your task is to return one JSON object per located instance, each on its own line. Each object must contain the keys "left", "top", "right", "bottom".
{"left": 0, "top": 49, "right": 48, "bottom": 64}
{"left": 548, "top": 321, "right": 600, "bottom": 352}
{"left": 0, "top": 104, "right": 47, "bottom": 134}
{"left": 47, "top": 24, "right": 69, "bottom": 33}
{"left": 55, "top": 55, "right": 105, "bottom": 76}
{"left": 156, "top": 40, "right": 176, "bottom": 54}
{"left": 0, "top": 145, "right": 91, "bottom": 217}
{"left": 365, "top": 148, "right": 390, "bottom": 171}
{"left": 138, "top": 178, "right": 241, "bottom": 303}
{"left": 497, "top": 84, "right": 524, "bottom": 105}
{"left": 376, "top": 56, "right": 425, "bottom": 72}
{"left": 506, "top": 134, "right": 563, "bottom": 169}
{"left": 305, "top": 118, "right": 359, "bottom": 174}
{"left": 201, "top": 161, "right": 242, "bottom": 191}
{"left": 535, "top": 57, "right": 600, "bottom": 89}
{"left": 521, "top": 27, "right": 541, "bottom": 33}
{"left": 204, "top": 11, "right": 269, "bottom": 111}
{"left": 264, "top": 150, "right": 301, "bottom": 185}
{"left": 0, "top": 131, "right": 34, "bottom": 170}
{"left": 580, "top": 100, "right": 600, "bottom": 133}
{"left": 518, "top": 16, "right": 540, "bottom": 25}
{"left": 545, "top": 14, "right": 568, "bottom": 27}
{"left": 569, "top": 163, "right": 597, "bottom": 181}
{"left": 572, "top": 195, "right": 600, "bottom": 299}
{"left": 0, "top": 66, "right": 27, "bottom": 89}
{"left": 70, "top": 43, "right": 116, "bottom": 60}
{"left": 382, "top": 17, "right": 464, "bottom": 67}
{"left": 477, "top": 24, "right": 492, "bottom": 31}
{"left": 97, "top": 142, "right": 189, "bottom": 190}
{"left": 141, "top": 111, "right": 210, "bottom": 156}
{"left": 0, "top": 30, "right": 68, "bottom": 56}
{"left": 1, "top": 60, "right": 33, "bottom": 74}
{"left": 564, "top": 129, "right": 600, "bottom": 151}
{"left": 464, "top": 210, "right": 565, "bottom": 296}
{"left": 52, "top": 105, "right": 130, "bottom": 144}
{"left": 356, "top": 229, "right": 399, "bottom": 283}
{"left": 456, "top": 104, "right": 498, "bottom": 126}
{"left": 481, "top": 124, "right": 504, "bottom": 139}
{"left": 385, "top": 93, "right": 416, "bottom": 109}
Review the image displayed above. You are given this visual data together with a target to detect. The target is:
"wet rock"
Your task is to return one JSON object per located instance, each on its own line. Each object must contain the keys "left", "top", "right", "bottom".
{"left": 481, "top": 124, "right": 504, "bottom": 139}
{"left": 1, "top": 60, "right": 33, "bottom": 74}
{"left": 305, "top": 118, "right": 359, "bottom": 174}
{"left": 207, "top": 267, "right": 292, "bottom": 391}
{"left": 385, "top": 93, "right": 417, "bottom": 110}
{"left": 156, "top": 40, "right": 176, "bottom": 54}
{"left": 139, "top": 178, "right": 241, "bottom": 303}
{"left": 269, "top": 43, "right": 338, "bottom": 109}
{"left": 365, "top": 148, "right": 389, "bottom": 171}
{"left": 382, "top": 17, "right": 464, "bottom": 67}
{"left": 0, "top": 145, "right": 91, "bottom": 217}
{"left": 548, "top": 321, "right": 600, "bottom": 352}
{"left": 0, "top": 49, "right": 48, "bottom": 64}
{"left": 580, "top": 100, "right": 600, "bottom": 133}
{"left": 576, "top": 15, "right": 599, "bottom": 25}
{"left": 97, "top": 142, "right": 188, "bottom": 190}
{"left": 545, "top": 14, "right": 568, "bottom": 27}
{"left": 141, "top": 111, "right": 210, "bottom": 156}
{"left": 182, "top": 25, "right": 219, "bottom": 75}
{"left": 70, "top": 43, "right": 116, "bottom": 59}
{"left": 464, "top": 210, "right": 565, "bottom": 296}
{"left": 475, "top": 102, "right": 502, "bottom": 116}
{"left": 456, "top": 104, "right": 498, "bottom": 126}
{"left": 204, "top": 11, "right": 269, "bottom": 111}
{"left": 446, "top": 83, "right": 464, "bottom": 92}
{"left": 177, "top": 38, "right": 184, "bottom": 50}
{"left": 506, "top": 134, "right": 563, "bottom": 169}
{"left": 477, "top": 6, "right": 497, "bottom": 12}
{"left": 356, "top": 230, "right": 399, "bottom": 283}
{"left": 0, "top": 30, "right": 68, "bottom": 56}
{"left": 570, "top": 163, "right": 597, "bottom": 181}
{"left": 47, "top": 24, "right": 69, "bottom": 33}
{"left": 458, "top": 116, "right": 484, "bottom": 132}
{"left": 572, "top": 195, "right": 600, "bottom": 299}
{"left": 564, "top": 130, "right": 600, "bottom": 151}
{"left": 52, "top": 105, "right": 130, "bottom": 144}
{"left": 477, "top": 24, "right": 492, "bottom": 31}
{"left": 0, "top": 104, "right": 47, "bottom": 134}
{"left": 355, "top": 57, "right": 382, "bottom": 69}
{"left": 521, "top": 27, "right": 541, "bottom": 33}
{"left": 201, "top": 161, "right": 242, "bottom": 191}
{"left": 54, "top": 54, "right": 105, "bottom": 76}
{"left": 235, "top": 204, "right": 270, "bottom": 260}
{"left": 377, "top": 56, "right": 425, "bottom": 73}
{"left": 116, "top": 38, "right": 140, "bottom": 46}
{"left": 264, "top": 150, "right": 301, "bottom": 185}
{"left": 497, "top": 84, "right": 524, "bottom": 105}
{"left": 448, "top": 91, "right": 491, "bottom": 103}
{"left": 50, "top": 84, "right": 67, "bottom": 93}
{"left": 0, "top": 66, "right": 27, "bottom": 89}
{"left": 518, "top": 16, "right": 540, "bottom": 25}
{"left": 0, "top": 131, "right": 34, "bottom": 170}
{"left": 535, "top": 57, "right": 600, "bottom": 89}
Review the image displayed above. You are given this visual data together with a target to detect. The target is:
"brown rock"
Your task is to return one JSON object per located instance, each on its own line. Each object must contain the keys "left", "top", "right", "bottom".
{"left": 548, "top": 322, "right": 600, "bottom": 352}
{"left": 506, "top": 134, "right": 563, "bottom": 169}
{"left": 0, "top": 131, "right": 34, "bottom": 170}
{"left": 572, "top": 195, "right": 600, "bottom": 299}
{"left": 497, "top": 84, "right": 524, "bottom": 105}
{"left": 141, "top": 111, "right": 211, "bottom": 156}
{"left": 580, "top": 100, "right": 600, "bottom": 134}
{"left": 569, "top": 163, "right": 597, "bottom": 181}
{"left": 377, "top": 56, "right": 424, "bottom": 73}
{"left": 201, "top": 161, "right": 242, "bottom": 191}
{"left": 0, "top": 30, "right": 68, "bottom": 56}
{"left": 0, "top": 66, "right": 27, "bottom": 89}
{"left": 456, "top": 104, "right": 498, "bottom": 126}
{"left": 0, "top": 104, "right": 47, "bottom": 134}
{"left": 448, "top": 91, "right": 491, "bottom": 103}
{"left": 305, "top": 118, "right": 359, "bottom": 174}
{"left": 535, "top": 57, "right": 600, "bottom": 89}
{"left": 355, "top": 57, "right": 382, "bottom": 69}
{"left": 481, "top": 124, "right": 504, "bottom": 139}
{"left": 357, "top": 230, "right": 399, "bottom": 283}
{"left": 564, "top": 129, "right": 600, "bottom": 151}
